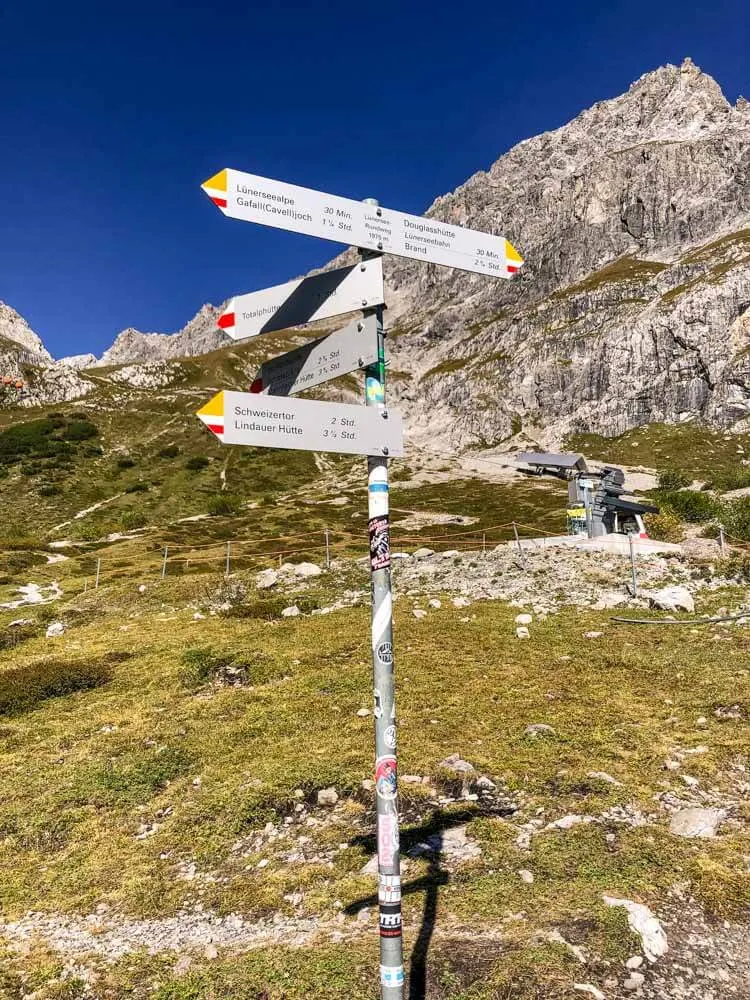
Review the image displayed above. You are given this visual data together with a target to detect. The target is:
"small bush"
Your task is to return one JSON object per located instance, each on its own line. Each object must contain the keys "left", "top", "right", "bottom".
{"left": 0, "top": 658, "right": 112, "bottom": 716}
{"left": 62, "top": 419, "right": 98, "bottom": 442}
{"left": 718, "top": 496, "right": 750, "bottom": 541}
{"left": 38, "top": 484, "right": 61, "bottom": 497}
{"left": 178, "top": 646, "right": 281, "bottom": 689}
{"left": 116, "top": 457, "right": 136, "bottom": 470}
{"left": 658, "top": 490, "right": 717, "bottom": 523}
{"left": 207, "top": 493, "right": 241, "bottom": 516}
{"left": 0, "top": 623, "right": 38, "bottom": 650}
{"left": 179, "top": 646, "right": 234, "bottom": 687}
{"left": 186, "top": 455, "right": 209, "bottom": 471}
{"left": 85, "top": 745, "right": 192, "bottom": 806}
{"left": 120, "top": 510, "right": 147, "bottom": 530}
{"left": 645, "top": 510, "right": 684, "bottom": 543}
{"left": 125, "top": 481, "right": 149, "bottom": 494}
{"left": 656, "top": 468, "right": 692, "bottom": 490}
{"left": 158, "top": 445, "right": 180, "bottom": 459}
{"left": 705, "top": 468, "right": 750, "bottom": 493}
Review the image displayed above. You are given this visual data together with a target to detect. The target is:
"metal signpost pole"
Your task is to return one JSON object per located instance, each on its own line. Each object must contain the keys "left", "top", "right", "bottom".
{"left": 629, "top": 534, "right": 638, "bottom": 597}
{"left": 360, "top": 223, "right": 404, "bottom": 998}
{"left": 95, "top": 558, "right": 101, "bottom": 589}
{"left": 162, "top": 545, "right": 169, "bottom": 580}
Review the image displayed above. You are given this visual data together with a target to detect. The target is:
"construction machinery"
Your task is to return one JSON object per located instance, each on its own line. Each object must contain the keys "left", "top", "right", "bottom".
{"left": 516, "top": 451, "right": 658, "bottom": 538}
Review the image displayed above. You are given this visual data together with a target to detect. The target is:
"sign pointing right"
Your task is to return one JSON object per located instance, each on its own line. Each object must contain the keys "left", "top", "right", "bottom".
{"left": 202, "top": 168, "right": 523, "bottom": 279}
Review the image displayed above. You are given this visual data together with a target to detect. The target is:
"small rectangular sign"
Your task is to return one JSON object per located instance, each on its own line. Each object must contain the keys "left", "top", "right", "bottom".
{"left": 198, "top": 389, "right": 404, "bottom": 457}
{"left": 252, "top": 315, "right": 378, "bottom": 396}
{"left": 219, "top": 260, "right": 384, "bottom": 340}
{"left": 202, "top": 168, "right": 523, "bottom": 278}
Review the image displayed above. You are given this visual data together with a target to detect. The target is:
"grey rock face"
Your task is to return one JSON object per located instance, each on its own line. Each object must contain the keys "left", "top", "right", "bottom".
{"left": 0, "top": 301, "right": 52, "bottom": 360}
{"left": 5, "top": 60, "right": 750, "bottom": 448}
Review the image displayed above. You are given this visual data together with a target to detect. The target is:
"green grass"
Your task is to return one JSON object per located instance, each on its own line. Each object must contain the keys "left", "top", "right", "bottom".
{"left": 551, "top": 256, "right": 667, "bottom": 300}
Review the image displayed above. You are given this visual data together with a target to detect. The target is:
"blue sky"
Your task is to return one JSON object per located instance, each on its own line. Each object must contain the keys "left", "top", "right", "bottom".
{"left": 1, "top": 0, "right": 748, "bottom": 358}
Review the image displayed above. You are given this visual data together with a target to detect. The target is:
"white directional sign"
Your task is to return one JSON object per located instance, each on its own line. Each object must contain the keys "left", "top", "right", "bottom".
{"left": 219, "top": 260, "right": 384, "bottom": 340}
{"left": 250, "top": 315, "right": 378, "bottom": 397}
{"left": 197, "top": 390, "right": 404, "bottom": 457}
{"left": 202, "top": 168, "right": 523, "bottom": 278}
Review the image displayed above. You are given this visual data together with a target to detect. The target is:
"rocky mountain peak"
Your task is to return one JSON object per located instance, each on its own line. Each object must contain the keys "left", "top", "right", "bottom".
{"left": 0, "top": 301, "right": 52, "bottom": 360}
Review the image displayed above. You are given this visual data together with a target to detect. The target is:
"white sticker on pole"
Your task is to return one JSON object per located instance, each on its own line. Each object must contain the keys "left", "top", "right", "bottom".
{"left": 202, "top": 168, "right": 524, "bottom": 278}
{"left": 218, "top": 260, "right": 384, "bottom": 340}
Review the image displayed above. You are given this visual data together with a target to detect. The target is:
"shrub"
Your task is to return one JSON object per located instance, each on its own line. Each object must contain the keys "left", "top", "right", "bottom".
{"left": 0, "top": 658, "right": 112, "bottom": 716}
{"left": 179, "top": 646, "right": 234, "bottom": 687}
{"left": 707, "top": 468, "right": 750, "bottom": 492}
{"left": 116, "top": 457, "right": 136, "bottom": 470}
{"left": 718, "top": 496, "right": 750, "bottom": 541}
{"left": 645, "top": 510, "right": 684, "bottom": 543}
{"left": 120, "top": 510, "right": 147, "bottom": 531}
{"left": 125, "top": 481, "right": 149, "bottom": 493}
{"left": 658, "top": 489, "right": 717, "bottom": 523}
{"left": 207, "top": 493, "right": 241, "bottom": 516}
{"left": 62, "top": 419, "right": 98, "bottom": 442}
{"left": 84, "top": 745, "right": 192, "bottom": 806}
{"left": 158, "top": 445, "right": 180, "bottom": 459}
{"left": 656, "top": 468, "right": 692, "bottom": 490}
{"left": 38, "top": 484, "right": 61, "bottom": 497}
{"left": 186, "top": 455, "right": 209, "bottom": 471}
{"left": 178, "top": 645, "right": 282, "bottom": 688}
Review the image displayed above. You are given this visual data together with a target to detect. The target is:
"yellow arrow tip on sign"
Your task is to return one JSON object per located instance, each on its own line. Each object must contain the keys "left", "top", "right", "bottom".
{"left": 505, "top": 240, "right": 524, "bottom": 265}
{"left": 197, "top": 390, "right": 224, "bottom": 419}
{"left": 202, "top": 168, "right": 227, "bottom": 193}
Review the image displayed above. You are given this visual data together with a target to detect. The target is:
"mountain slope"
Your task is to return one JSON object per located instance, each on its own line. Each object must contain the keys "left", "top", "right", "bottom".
{"left": 0, "top": 302, "right": 52, "bottom": 361}
{"left": 3, "top": 59, "right": 750, "bottom": 451}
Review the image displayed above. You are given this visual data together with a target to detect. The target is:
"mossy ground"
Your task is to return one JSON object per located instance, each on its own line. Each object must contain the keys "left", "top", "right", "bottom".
{"left": 0, "top": 561, "right": 748, "bottom": 997}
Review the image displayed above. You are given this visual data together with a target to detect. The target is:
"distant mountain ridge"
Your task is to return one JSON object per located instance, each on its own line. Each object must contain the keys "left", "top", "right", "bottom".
{"left": 4, "top": 58, "right": 750, "bottom": 448}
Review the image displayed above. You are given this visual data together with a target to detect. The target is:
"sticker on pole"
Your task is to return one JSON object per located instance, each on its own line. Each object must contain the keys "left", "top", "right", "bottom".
{"left": 202, "top": 167, "right": 524, "bottom": 278}
{"left": 196, "top": 390, "right": 404, "bottom": 458}
{"left": 380, "top": 966, "right": 405, "bottom": 987}
{"left": 369, "top": 515, "right": 391, "bottom": 570}
{"left": 375, "top": 755, "right": 398, "bottom": 801}
{"left": 378, "top": 874, "right": 402, "bottom": 904}
{"left": 377, "top": 812, "right": 400, "bottom": 867}
{"left": 218, "top": 260, "right": 384, "bottom": 340}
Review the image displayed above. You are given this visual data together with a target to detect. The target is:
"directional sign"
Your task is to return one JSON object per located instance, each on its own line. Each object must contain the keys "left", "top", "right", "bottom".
{"left": 202, "top": 168, "right": 523, "bottom": 279}
{"left": 197, "top": 390, "right": 404, "bottom": 457}
{"left": 250, "top": 315, "right": 378, "bottom": 397}
{"left": 219, "top": 260, "right": 384, "bottom": 340}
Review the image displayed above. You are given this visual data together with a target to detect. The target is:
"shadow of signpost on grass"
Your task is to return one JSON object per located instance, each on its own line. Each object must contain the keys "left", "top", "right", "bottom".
{"left": 345, "top": 810, "right": 476, "bottom": 999}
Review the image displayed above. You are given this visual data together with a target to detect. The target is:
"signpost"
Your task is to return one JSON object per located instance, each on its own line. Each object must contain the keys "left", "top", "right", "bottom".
{"left": 250, "top": 315, "right": 379, "bottom": 396}
{"left": 197, "top": 389, "right": 404, "bottom": 458}
{"left": 203, "top": 168, "right": 523, "bottom": 278}
{"left": 219, "top": 259, "right": 384, "bottom": 340}
{"left": 197, "top": 163, "right": 523, "bottom": 1000}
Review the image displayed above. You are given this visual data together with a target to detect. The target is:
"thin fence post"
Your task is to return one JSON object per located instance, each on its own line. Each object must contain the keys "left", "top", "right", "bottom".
{"left": 629, "top": 533, "right": 638, "bottom": 597}
{"left": 95, "top": 558, "right": 101, "bottom": 589}
{"left": 512, "top": 521, "right": 527, "bottom": 568}
{"left": 84, "top": 579, "right": 88, "bottom": 594}
{"left": 325, "top": 527, "right": 331, "bottom": 569}
{"left": 225, "top": 541, "right": 231, "bottom": 578}
{"left": 482, "top": 532, "right": 486, "bottom": 556}
{"left": 719, "top": 524, "right": 726, "bottom": 558}
{"left": 161, "top": 545, "right": 169, "bottom": 580}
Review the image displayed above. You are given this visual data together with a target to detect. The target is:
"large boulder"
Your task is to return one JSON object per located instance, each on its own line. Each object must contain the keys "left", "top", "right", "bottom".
{"left": 648, "top": 587, "right": 695, "bottom": 614}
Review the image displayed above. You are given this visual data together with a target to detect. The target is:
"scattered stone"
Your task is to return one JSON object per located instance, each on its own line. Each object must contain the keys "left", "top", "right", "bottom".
{"left": 525, "top": 723, "right": 556, "bottom": 738}
{"left": 281, "top": 605, "right": 301, "bottom": 618}
{"left": 452, "top": 596, "right": 471, "bottom": 607}
{"left": 515, "top": 613, "right": 533, "bottom": 625}
{"left": 584, "top": 630, "right": 604, "bottom": 639}
{"left": 573, "top": 986, "right": 605, "bottom": 1000}
{"left": 648, "top": 586, "right": 694, "bottom": 614}
{"left": 518, "top": 869, "right": 534, "bottom": 884}
{"left": 361, "top": 779, "right": 374, "bottom": 792}
{"left": 294, "top": 562, "right": 322, "bottom": 578}
{"left": 137, "top": 584, "right": 147, "bottom": 594}
{"left": 516, "top": 626, "right": 530, "bottom": 639}
{"left": 623, "top": 972, "right": 645, "bottom": 991}
{"left": 669, "top": 807, "right": 724, "bottom": 839}
{"left": 603, "top": 896, "right": 668, "bottom": 962}
{"left": 476, "top": 775, "right": 497, "bottom": 791}
{"left": 428, "top": 598, "right": 442, "bottom": 609}
{"left": 356, "top": 708, "right": 370, "bottom": 717}
{"left": 174, "top": 954, "right": 192, "bottom": 974}
{"left": 547, "top": 814, "right": 586, "bottom": 831}
{"left": 681, "top": 774, "right": 699, "bottom": 788}
{"left": 45, "top": 622, "right": 65, "bottom": 638}
{"left": 361, "top": 855, "right": 378, "bottom": 875}
{"left": 626, "top": 955, "right": 644, "bottom": 970}
{"left": 317, "top": 787, "right": 339, "bottom": 807}
{"left": 192, "top": 612, "right": 205, "bottom": 620}
{"left": 714, "top": 704, "right": 743, "bottom": 720}
{"left": 696, "top": 715, "right": 708, "bottom": 726}
{"left": 438, "top": 754, "right": 476, "bottom": 775}
{"left": 255, "top": 568, "right": 278, "bottom": 590}
{"left": 412, "top": 609, "right": 427, "bottom": 619}
{"left": 204, "top": 944, "right": 218, "bottom": 960}
{"left": 587, "top": 771, "right": 622, "bottom": 786}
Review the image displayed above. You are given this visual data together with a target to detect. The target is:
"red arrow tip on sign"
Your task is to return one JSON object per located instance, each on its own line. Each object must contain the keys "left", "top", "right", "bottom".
{"left": 250, "top": 378, "right": 264, "bottom": 393}
{"left": 218, "top": 311, "right": 235, "bottom": 330}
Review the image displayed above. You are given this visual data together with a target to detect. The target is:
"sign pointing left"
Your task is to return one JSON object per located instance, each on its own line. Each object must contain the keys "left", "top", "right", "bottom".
{"left": 197, "top": 390, "right": 404, "bottom": 458}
